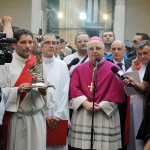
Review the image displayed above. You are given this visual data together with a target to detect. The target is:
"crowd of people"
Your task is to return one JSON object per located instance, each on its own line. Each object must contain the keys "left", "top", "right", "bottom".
{"left": 0, "top": 15, "right": 150, "bottom": 150}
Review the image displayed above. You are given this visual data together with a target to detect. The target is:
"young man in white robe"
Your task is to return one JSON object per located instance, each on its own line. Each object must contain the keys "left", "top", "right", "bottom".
{"left": 0, "top": 29, "right": 55, "bottom": 150}
{"left": 41, "top": 34, "right": 70, "bottom": 150}
{"left": 111, "top": 40, "right": 128, "bottom": 150}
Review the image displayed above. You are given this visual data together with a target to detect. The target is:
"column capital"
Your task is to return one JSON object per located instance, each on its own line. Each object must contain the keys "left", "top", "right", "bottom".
{"left": 115, "top": 0, "right": 126, "bottom": 5}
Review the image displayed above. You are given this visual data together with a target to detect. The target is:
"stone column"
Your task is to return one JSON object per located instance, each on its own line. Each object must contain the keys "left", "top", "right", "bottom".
{"left": 114, "top": 0, "right": 126, "bottom": 41}
{"left": 31, "top": 0, "right": 42, "bottom": 34}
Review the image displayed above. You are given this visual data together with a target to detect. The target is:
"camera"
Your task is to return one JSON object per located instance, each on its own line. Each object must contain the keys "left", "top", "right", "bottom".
{"left": 0, "top": 32, "right": 16, "bottom": 65}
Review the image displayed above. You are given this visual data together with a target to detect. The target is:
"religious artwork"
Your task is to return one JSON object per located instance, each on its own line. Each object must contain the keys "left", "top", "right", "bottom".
{"left": 28, "top": 49, "right": 45, "bottom": 87}
{"left": 28, "top": 29, "right": 55, "bottom": 90}
{"left": 28, "top": 28, "right": 45, "bottom": 87}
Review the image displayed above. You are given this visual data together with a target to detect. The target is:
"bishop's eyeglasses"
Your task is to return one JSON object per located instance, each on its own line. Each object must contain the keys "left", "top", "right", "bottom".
{"left": 89, "top": 47, "right": 104, "bottom": 51}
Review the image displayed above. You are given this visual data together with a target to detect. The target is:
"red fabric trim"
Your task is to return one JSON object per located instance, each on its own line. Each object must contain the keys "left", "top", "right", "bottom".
{"left": 136, "top": 62, "right": 142, "bottom": 71}
{"left": 124, "top": 96, "right": 130, "bottom": 145}
{"left": 14, "top": 54, "right": 35, "bottom": 104}
{"left": 14, "top": 54, "right": 35, "bottom": 87}
{"left": 0, "top": 125, "right": 7, "bottom": 150}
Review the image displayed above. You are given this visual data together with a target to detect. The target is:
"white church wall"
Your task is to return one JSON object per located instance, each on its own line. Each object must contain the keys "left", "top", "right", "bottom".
{"left": 125, "top": 0, "right": 150, "bottom": 40}
{"left": 31, "top": 0, "right": 48, "bottom": 34}
{"left": 0, "top": 0, "right": 31, "bottom": 30}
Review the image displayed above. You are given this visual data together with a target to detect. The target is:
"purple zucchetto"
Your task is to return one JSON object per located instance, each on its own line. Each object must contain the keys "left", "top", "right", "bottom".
{"left": 89, "top": 36, "right": 103, "bottom": 42}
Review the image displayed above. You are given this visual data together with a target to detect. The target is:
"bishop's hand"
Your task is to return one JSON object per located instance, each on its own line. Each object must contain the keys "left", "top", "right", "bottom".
{"left": 82, "top": 100, "right": 101, "bottom": 113}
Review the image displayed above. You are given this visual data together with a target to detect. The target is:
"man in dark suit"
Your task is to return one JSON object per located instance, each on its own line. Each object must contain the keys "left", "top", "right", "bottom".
{"left": 110, "top": 40, "right": 128, "bottom": 150}
{"left": 111, "top": 40, "right": 128, "bottom": 71}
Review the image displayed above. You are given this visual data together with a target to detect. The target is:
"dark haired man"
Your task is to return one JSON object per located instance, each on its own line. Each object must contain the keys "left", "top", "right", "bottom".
{"left": 41, "top": 34, "right": 70, "bottom": 150}
{"left": 0, "top": 29, "right": 54, "bottom": 150}
{"left": 102, "top": 30, "right": 115, "bottom": 60}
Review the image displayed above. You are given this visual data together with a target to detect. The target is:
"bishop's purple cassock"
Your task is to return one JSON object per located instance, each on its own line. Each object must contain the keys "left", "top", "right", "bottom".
{"left": 69, "top": 59, "right": 125, "bottom": 104}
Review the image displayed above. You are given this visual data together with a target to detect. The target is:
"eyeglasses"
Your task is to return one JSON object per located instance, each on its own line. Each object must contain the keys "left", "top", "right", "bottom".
{"left": 89, "top": 47, "right": 103, "bottom": 51}
{"left": 76, "top": 40, "right": 88, "bottom": 44}
{"left": 44, "top": 41, "right": 56, "bottom": 45}
{"left": 111, "top": 48, "right": 123, "bottom": 51}
{"left": 103, "top": 34, "right": 114, "bottom": 38}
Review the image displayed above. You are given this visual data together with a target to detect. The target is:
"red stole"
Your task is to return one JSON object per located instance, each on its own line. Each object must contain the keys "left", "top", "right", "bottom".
{"left": 14, "top": 54, "right": 35, "bottom": 92}
{"left": 124, "top": 96, "right": 130, "bottom": 145}
{"left": 124, "top": 62, "right": 142, "bottom": 145}
{"left": 1, "top": 55, "right": 35, "bottom": 150}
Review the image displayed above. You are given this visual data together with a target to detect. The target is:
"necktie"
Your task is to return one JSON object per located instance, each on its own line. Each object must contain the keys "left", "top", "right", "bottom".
{"left": 117, "top": 63, "right": 123, "bottom": 70}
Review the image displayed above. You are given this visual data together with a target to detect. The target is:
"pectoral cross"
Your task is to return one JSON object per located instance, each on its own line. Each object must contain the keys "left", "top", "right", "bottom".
{"left": 88, "top": 82, "right": 94, "bottom": 92}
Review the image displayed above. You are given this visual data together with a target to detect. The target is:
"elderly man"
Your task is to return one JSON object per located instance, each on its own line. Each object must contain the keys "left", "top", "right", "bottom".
{"left": 69, "top": 36, "right": 125, "bottom": 150}
{"left": 41, "top": 34, "right": 70, "bottom": 150}
{"left": 111, "top": 40, "right": 128, "bottom": 71}
{"left": 111, "top": 40, "right": 128, "bottom": 150}
{"left": 64, "top": 32, "right": 89, "bottom": 75}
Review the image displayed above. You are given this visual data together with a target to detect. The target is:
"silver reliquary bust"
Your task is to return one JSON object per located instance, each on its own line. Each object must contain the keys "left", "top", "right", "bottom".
{"left": 28, "top": 41, "right": 46, "bottom": 88}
